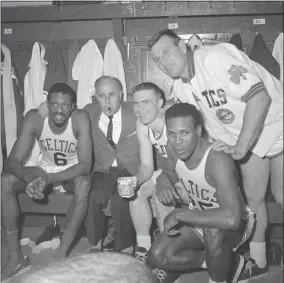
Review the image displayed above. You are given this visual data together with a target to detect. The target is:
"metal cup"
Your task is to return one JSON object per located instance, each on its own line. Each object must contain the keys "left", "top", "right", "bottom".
{"left": 117, "top": 176, "right": 137, "bottom": 198}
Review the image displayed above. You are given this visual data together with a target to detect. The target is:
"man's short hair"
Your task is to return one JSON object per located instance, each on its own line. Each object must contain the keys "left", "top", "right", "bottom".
{"left": 132, "top": 82, "right": 165, "bottom": 106}
{"left": 148, "top": 29, "right": 181, "bottom": 49}
{"left": 48, "top": 82, "right": 76, "bottom": 105}
{"left": 23, "top": 252, "right": 155, "bottom": 283}
{"left": 165, "top": 103, "right": 204, "bottom": 129}
{"left": 94, "top": 76, "right": 123, "bottom": 93}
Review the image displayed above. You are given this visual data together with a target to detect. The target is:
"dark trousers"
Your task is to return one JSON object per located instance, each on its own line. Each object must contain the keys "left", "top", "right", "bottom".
{"left": 84, "top": 168, "right": 135, "bottom": 251}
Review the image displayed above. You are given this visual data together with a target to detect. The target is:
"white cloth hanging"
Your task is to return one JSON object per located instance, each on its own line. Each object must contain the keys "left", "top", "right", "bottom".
{"left": 24, "top": 42, "right": 47, "bottom": 114}
{"left": 272, "top": 32, "right": 283, "bottom": 83}
{"left": 103, "top": 39, "right": 127, "bottom": 101}
{"left": 1, "top": 44, "right": 17, "bottom": 157}
{"left": 72, "top": 39, "right": 103, "bottom": 109}
{"left": 23, "top": 42, "right": 47, "bottom": 166}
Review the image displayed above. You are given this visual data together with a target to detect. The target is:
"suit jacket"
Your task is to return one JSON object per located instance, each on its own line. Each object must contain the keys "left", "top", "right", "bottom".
{"left": 84, "top": 101, "right": 140, "bottom": 175}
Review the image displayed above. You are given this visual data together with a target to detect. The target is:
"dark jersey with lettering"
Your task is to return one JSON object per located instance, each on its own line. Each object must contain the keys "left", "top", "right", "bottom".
{"left": 37, "top": 117, "right": 78, "bottom": 173}
{"left": 175, "top": 145, "right": 219, "bottom": 210}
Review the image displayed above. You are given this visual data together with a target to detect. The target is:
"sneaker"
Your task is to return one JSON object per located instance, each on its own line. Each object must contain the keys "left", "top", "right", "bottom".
{"left": 154, "top": 269, "right": 180, "bottom": 283}
{"left": 135, "top": 247, "right": 148, "bottom": 264}
{"left": 1, "top": 255, "right": 31, "bottom": 283}
{"left": 237, "top": 258, "right": 268, "bottom": 282}
{"left": 35, "top": 223, "right": 61, "bottom": 246}
{"left": 268, "top": 241, "right": 283, "bottom": 266}
{"left": 227, "top": 253, "right": 245, "bottom": 283}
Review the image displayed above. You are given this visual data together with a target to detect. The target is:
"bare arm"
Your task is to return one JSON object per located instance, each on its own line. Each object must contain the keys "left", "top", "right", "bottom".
{"left": 5, "top": 110, "right": 41, "bottom": 182}
{"left": 236, "top": 90, "right": 271, "bottom": 155}
{"left": 160, "top": 141, "right": 179, "bottom": 185}
{"left": 47, "top": 110, "right": 93, "bottom": 183}
{"left": 156, "top": 141, "right": 180, "bottom": 205}
{"left": 135, "top": 119, "right": 155, "bottom": 186}
{"left": 176, "top": 151, "right": 245, "bottom": 231}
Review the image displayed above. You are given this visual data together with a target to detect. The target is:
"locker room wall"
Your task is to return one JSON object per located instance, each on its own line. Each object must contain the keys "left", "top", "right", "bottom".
{"left": 2, "top": 1, "right": 283, "bottom": 98}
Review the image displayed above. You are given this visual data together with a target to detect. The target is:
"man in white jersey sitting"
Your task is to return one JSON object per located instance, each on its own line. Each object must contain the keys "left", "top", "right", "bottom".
{"left": 130, "top": 82, "right": 188, "bottom": 282}
{"left": 147, "top": 103, "right": 255, "bottom": 283}
{"left": 149, "top": 29, "right": 283, "bottom": 281}
{"left": 1, "top": 83, "right": 92, "bottom": 282}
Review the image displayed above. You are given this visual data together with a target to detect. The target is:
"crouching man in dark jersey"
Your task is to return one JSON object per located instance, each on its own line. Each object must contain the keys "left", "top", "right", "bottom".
{"left": 1, "top": 83, "right": 92, "bottom": 282}
{"left": 147, "top": 103, "right": 255, "bottom": 283}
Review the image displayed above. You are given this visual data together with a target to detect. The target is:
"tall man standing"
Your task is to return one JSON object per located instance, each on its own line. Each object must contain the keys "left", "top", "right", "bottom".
{"left": 149, "top": 29, "right": 283, "bottom": 281}
{"left": 1, "top": 83, "right": 92, "bottom": 282}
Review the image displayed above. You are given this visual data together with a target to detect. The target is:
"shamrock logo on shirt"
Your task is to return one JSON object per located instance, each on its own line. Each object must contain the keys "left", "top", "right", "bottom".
{"left": 228, "top": 65, "right": 248, "bottom": 84}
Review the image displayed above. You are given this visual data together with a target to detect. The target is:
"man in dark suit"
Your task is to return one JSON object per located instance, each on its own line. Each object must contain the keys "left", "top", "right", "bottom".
{"left": 84, "top": 76, "right": 139, "bottom": 253}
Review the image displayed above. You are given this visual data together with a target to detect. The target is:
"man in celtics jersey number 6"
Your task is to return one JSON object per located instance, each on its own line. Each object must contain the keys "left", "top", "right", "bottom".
{"left": 147, "top": 103, "right": 255, "bottom": 283}
{"left": 1, "top": 83, "right": 92, "bottom": 282}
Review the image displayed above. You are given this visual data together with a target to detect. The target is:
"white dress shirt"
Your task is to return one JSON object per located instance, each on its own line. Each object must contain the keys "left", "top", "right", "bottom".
{"left": 99, "top": 107, "right": 122, "bottom": 166}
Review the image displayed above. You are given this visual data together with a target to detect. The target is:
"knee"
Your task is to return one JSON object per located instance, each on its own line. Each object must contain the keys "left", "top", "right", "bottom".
{"left": 73, "top": 176, "right": 91, "bottom": 200}
{"left": 203, "top": 228, "right": 225, "bottom": 256}
{"left": 1, "top": 173, "right": 17, "bottom": 196}
{"left": 147, "top": 244, "right": 167, "bottom": 268}
{"left": 246, "top": 194, "right": 266, "bottom": 207}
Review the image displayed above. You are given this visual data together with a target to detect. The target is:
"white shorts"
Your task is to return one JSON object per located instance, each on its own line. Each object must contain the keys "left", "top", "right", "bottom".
{"left": 266, "top": 132, "right": 283, "bottom": 157}
{"left": 187, "top": 205, "right": 255, "bottom": 251}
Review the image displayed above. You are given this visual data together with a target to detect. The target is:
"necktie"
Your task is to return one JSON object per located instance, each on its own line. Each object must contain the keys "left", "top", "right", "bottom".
{"left": 107, "top": 115, "right": 116, "bottom": 149}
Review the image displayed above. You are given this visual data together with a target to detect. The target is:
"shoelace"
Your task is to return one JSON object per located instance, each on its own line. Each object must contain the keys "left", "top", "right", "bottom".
{"left": 155, "top": 269, "right": 167, "bottom": 282}
{"left": 136, "top": 252, "right": 147, "bottom": 263}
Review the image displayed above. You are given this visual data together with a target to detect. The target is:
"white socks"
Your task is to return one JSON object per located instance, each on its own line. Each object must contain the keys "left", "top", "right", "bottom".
{"left": 136, "top": 235, "right": 151, "bottom": 251}
{"left": 250, "top": 241, "right": 267, "bottom": 268}
{"left": 201, "top": 260, "right": 207, "bottom": 269}
{"left": 209, "top": 278, "right": 226, "bottom": 283}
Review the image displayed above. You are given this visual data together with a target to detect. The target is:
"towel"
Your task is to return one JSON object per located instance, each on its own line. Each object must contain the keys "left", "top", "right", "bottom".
{"left": 104, "top": 39, "right": 127, "bottom": 101}
{"left": 272, "top": 33, "right": 283, "bottom": 83}
{"left": 72, "top": 39, "right": 103, "bottom": 109}
{"left": 23, "top": 42, "right": 47, "bottom": 166}
{"left": 1, "top": 44, "right": 17, "bottom": 156}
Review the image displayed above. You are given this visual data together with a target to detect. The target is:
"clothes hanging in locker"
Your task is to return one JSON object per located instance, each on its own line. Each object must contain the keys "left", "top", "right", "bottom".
{"left": 43, "top": 42, "right": 68, "bottom": 94}
{"left": 1, "top": 44, "right": 18, "bottom": 157}
{"left": 24, "top": 42, "right": 47, "bottom": 166}
{"left": 72, "top": 39, "right": 103, "bottom": 109}
{"left": 272, "top": 33, "right": 283, "bottom": 83}
{"left": 1, "top": 50, "right": 24, "bottom": 157}
{"left": 104, "top": 39, "right": 127, "bottom": 101}
{"left": 24, "top": 42, "right": 47, "bottom": 114}
{"left": 11, "top": 57, "right": 25, "bottom": 138}
{"left": 68, "top": 40, "right": 79, "bottom": 92}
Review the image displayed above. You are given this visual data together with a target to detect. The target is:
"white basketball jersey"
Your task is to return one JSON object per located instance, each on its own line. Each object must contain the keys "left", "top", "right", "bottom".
{"left": 149, "top": 123, "right": 168, "bottom": 159}
{"left": 175, "top": 145, "right": 219, "bottom": 210}
{"left": 37, "top": 117, "right": 78, "bottom": 173}
{"left": 179, "top": 43, "right": 283, "bottom": 158}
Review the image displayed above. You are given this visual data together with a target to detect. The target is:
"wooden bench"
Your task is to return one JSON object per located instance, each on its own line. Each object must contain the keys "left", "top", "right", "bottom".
{"left": 19, "top": 191, "right": 113, "bottom": 228}
{"left": 19, "top": 189, "right": 282, "bottom": 226}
